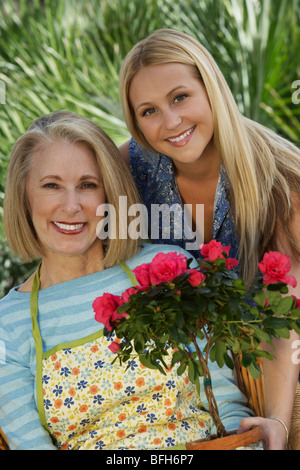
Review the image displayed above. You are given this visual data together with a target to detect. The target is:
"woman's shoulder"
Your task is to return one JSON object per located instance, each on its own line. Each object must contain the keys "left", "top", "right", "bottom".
{"left": 128, "top": 138, "right": 172, "bottom": 173}
{"left": 0, "top": 283, "right": 31, "bottom": 305}
{"left": 118, "top": 140, "right": 130, "bottom": 165}
{"left": 0, "top": 283, "right": 32, "bottom": 331}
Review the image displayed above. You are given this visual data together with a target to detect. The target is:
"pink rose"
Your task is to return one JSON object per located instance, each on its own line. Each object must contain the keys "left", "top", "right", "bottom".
{"left": 258, "top": 251, "right": 297, "bottom": 287}
{"left": 121, "top": 287, "right": 138, "bottom": 304}
{"left": 132, "top": 263, "right": 151, "bottom": 286}
{"left": 225, "top": 258, "right": 239, "bottom": 270}
{"left": 188, "top": 269, "right": 206, "bottom": 287}
{"left": 93, "top": 293, "right": 122, "bottom": 331}
{"left": 111, "top": 309, "right": 129, "bottom": 323}
{"left": 148, "top": 252, "right": 188, "bottom": 285}
{"left": 200, "top": 240, "right": 230, "bottom": 262}
{"left": 108, "top": 341, "right": 121, "bottom": 354}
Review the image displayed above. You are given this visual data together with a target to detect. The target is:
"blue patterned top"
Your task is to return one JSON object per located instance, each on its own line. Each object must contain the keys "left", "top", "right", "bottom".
{"left": 129, "top": 138, "right": 239, "bottom": 265}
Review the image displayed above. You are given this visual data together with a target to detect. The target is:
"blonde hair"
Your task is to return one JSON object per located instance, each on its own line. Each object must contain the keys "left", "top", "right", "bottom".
{"left": 120, "top": 28, "right": 300, "bottom": 284}
{"left": 4, "top": 111, "right": 141, "bottom": 267}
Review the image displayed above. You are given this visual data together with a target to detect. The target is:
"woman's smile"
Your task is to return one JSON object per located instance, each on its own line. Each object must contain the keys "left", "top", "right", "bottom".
{"left": 165, "top": 125, "right": 196, "bottom": 146}
{"left": 52, "top": 221, "right": 87, "bottom": 234}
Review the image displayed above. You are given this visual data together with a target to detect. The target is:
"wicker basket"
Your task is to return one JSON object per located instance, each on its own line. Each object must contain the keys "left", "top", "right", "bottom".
{"left": 0, "top": 427, "right": 8, "bottom": 451}
{"left": 235, "top": 355, "right": 266, "bottom": 418}
{"left": 288, "top": 382, "right": 300, "bottom": 450}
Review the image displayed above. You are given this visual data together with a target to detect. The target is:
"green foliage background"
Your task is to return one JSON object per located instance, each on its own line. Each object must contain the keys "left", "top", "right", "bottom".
{"left": 0, "top": 0, "right": 299, "bottom": 297}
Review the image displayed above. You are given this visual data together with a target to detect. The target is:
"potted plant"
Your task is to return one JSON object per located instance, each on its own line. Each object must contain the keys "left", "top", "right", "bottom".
{"left": 93, "top": 241, "right": 300, "bottom": 449}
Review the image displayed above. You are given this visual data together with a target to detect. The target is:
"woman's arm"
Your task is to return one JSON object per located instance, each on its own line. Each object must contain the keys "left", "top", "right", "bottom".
{"left": 239, "top": 196, "right": 300, "bottom": 449}
{"left": 0, "top": 326, "right": 57, "bottom": 450}
{"left": 262, "top": 198, "right": 300, "bottom": 447}
{"left": 118, "top": 140, "right": 130, "bottom": 166}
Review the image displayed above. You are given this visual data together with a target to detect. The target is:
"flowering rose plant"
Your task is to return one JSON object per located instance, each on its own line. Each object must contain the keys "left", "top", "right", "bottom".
{"left": 93, "top": 241, "right": 300, "bottom": 437}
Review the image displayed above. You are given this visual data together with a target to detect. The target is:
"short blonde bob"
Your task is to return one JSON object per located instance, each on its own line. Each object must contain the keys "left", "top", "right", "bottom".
{"left": 4, "top": 110, "right": 141, "bottom": 267}
{"left": 120, "top": 28, "right": 300, "bottom": 284}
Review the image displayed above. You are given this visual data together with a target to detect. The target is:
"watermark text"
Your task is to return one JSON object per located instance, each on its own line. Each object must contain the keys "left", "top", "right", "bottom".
{"left": 0, "top": 81, "right": 6, "bottom": 104}
{"left": 292, "top": 80, "right": 300, "bottom": 105}
{"left": 96, "top": 196, "right": 204, "bottom": 250}
{"left": 292, "top": 339, "right": 300, "bottom": 365}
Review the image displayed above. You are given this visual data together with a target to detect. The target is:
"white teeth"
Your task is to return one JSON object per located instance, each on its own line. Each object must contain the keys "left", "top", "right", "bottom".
{"left": 167, "top": 126, "right": 195, "bottom": 143}
{"left": 54, "top": 222, "right": 84, "bottom": 231}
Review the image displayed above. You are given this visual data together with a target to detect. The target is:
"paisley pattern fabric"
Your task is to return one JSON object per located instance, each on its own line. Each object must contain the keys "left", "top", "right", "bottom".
{"left": 41, "top": 332, "right": 211, "bottom": 450}
{"left": 129, "top": 138, "right": 240, "bottom": 269}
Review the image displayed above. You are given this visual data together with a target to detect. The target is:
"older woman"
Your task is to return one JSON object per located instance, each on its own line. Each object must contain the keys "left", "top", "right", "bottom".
{"left": 118, "top": 29, "right": 300, "bottom": 449}
{"left": 0, "top": 111, "right": 250, "bottom": 450}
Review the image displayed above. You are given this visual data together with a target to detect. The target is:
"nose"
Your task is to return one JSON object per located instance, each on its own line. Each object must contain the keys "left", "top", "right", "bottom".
{"left": 161, "top": 107, "right": 182, "bottom": 130}
{"left": 61, "top": 189, "right": 81, "bottom": 215}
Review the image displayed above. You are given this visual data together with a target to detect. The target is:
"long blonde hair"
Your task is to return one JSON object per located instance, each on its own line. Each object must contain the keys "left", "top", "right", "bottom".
{"left": 4, "top": 111, "right": 141, "bottom": 268}
{"left": 119, "top": 28, "right": 300, "bottom": 284}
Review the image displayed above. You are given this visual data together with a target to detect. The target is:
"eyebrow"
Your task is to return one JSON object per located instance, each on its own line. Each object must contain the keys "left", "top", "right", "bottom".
{"left": 135, "top": 85, "right": 188, "bottom": 111}
{"left": 40, "top": 174, "right": 100, "bottom": 182}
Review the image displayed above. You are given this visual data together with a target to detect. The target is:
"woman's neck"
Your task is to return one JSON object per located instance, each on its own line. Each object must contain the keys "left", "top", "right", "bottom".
{"left": 38, "top": 252, "right": 105, "bottom": 289}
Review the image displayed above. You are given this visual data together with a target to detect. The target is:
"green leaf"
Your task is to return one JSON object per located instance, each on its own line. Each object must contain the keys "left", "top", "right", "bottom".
{"left": 224, "top": 352, "right": 234, "bottom": 370}
{"left": 290, "top": 321, "right": 300, "bottom": 335}
{"left": 253, "top": 289, "right": 266, "bottom": 307}
{"left": 215, "top": 341, "right": 226, "bottom": 368}
{"left": 158, "top": 333, "right": 170, "bottom": 346}
{"left": 175, "top": 310, "right": 184, "bottom": 329}
{"left": 139, "top": 354, "right": 160, "bottom": 372}
{"left": 209, "top": 344, "right": 216, "bottom": 363}
{"left": 275, "top": 327, "right": 290, "bottom": 339}
{"left": 272, "top": 296, "right": 294, "bottom": 315}
{"left": 251, "top": 324, "right": 271, "bottom": 342}
{"left": 171, "top": 349, "right": 185, "bottom": 367}
{"left": 177, "top": 362, "right": 187, "bottom": 376}
{"left": 178, "top": 329, "right": 190, "bottom": 345}
{"left": 291, "top": 308, "right": 300, "bottom": 319}
{"left": 253, "top": 349, "right": 274, "bottom": 361}
{"left": 226, "top": 337, "right": 240, "bottom": 354}
{"left": 134, "top": 333, "right": 146, "bottom": 353}
{"left": 266, "top": 289, "right": 282, "bottom": 305}
{"left": 241, "top": 353, "right": 252, "bottom": 368}
{"left": 168, "top": 325, "right": 179, "bottom": 342}
{"left": 249, "top": 362, "right": 262, "bottom": 379}
{"left": 188, "top": 359, "right": 196, "bottom": 384}
{"left": 262, "top": 317, "right": 290, "bottom": 329}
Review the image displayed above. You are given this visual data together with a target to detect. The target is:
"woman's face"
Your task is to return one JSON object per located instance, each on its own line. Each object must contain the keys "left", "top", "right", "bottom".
{"left": 129, "top": 63, "right": 215, "bottom": 167}
{"left": 26, "top": 140, "right": 106, "bottom": 261}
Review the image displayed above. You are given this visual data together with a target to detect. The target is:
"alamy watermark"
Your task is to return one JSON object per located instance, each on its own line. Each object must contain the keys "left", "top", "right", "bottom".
{"left": 95, "top": 196, "right": 204, "bottom": 251}
{"left": 292, "top": 80, "right": 300, "bottom": 105}
{"left": 0, "top": 81, "right": 6, "bottom": 104}
{"left": 292, "top": 339, "right": 300, "bottom": 365}
{"left": 0, "top": 339, "right": 6, "bottom": 365}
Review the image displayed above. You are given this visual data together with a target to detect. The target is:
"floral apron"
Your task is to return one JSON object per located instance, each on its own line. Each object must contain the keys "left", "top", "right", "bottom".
{"left": 31, "top": 266, "right": 212, "bottom": 450}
